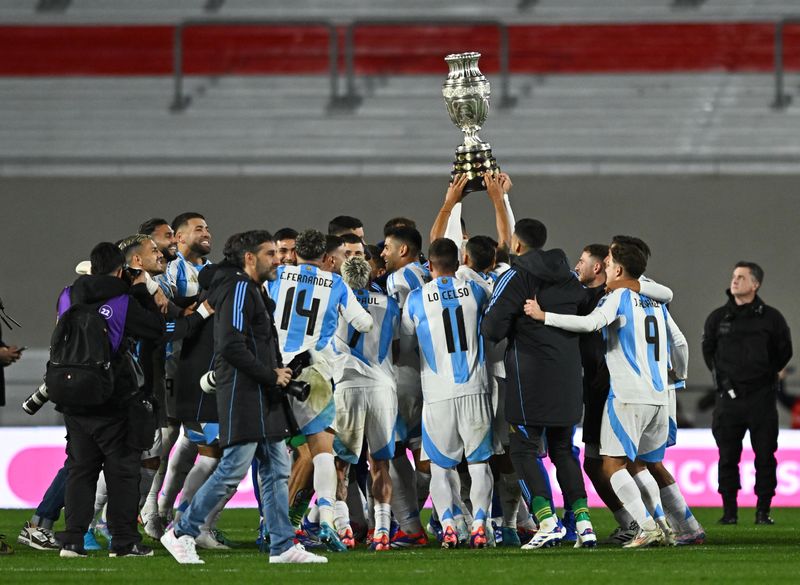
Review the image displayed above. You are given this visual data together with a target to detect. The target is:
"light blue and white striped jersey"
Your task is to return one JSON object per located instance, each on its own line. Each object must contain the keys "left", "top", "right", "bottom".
{"left": 331, "top": 289, "right": 400, "bottom": 388}
{"left": 545, "top": 288, "right": 675, "bottom": 405}
{"left": 401, "top": 275, "right": 489, "bottom": 403}
{"left": 165, "top": 251, "right": 210, "bottom": 298}
{"left": 386, "top": 262, "right": 431, "bottom": 309}
{"left": 268, "top": 264, "right": 372, "bottom": 365}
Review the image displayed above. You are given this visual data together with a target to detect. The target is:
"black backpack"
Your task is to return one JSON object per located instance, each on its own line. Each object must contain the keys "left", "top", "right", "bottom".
{"left": 45, "top": 303, "right": 115, "bottom": 406}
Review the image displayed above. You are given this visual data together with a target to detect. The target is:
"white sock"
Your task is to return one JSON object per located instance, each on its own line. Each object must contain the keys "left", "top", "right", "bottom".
{"left": 468, "top": 463, "right": 493, "bottom": 531}
{"left": 178, "top": 455, "right": 218, "bottom": 511}
{"left": 660, "top": 483, "right": 702, "bottom": 534}
{"left": 312, "top": 453, "right": 337, "bottom": 527}
{"left": 633, "top": 469, "right": 666, "bottom": 522}
{"left": 610, "top": 469, "right": 656, "bottom": 531}
{"left": 374, "top": 502, "right": 391, "bottom": 535}
{"left": 307, "top": 503, "right": 320, "bottom": 524}
{"left": 158, "top": 435, "right": 198, "bottom": 517}
{"left": 91, "top": 472, "right": 108, "bottom": 528}
{"left": 334, "top": 500, "right": 350, "bottom": 531}
{"left": 138, "top": 466, "right": 157, "bottom": 509}
{"left": 612, "top": 506, "right": 636, "bottom": 529}
{"left": 142, "top": 423, "right": 180, "bottom": 520}
{"left": 389, "top": 454, "right": 422, "bottom": 533}
{"left": 429, "top": 464, "right": 456, "bottom": 530}
{"left": 499, "top": 472, "right": 521, "bottom": 528}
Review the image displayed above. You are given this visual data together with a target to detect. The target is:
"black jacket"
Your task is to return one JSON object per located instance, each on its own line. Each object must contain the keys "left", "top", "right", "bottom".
{"left": 213, "top": 271, "right": 295, "bottom": 448}
{"left": 703, "top": 291, "right": 792, "bottom": 392}
{"left": 60, "top": 275, "right": 164, "bottom": 416}
{"left": 173, "top": 262, "right": 239, "bottom": 423}
{"left": 482, "top": 249, "right": 585, "bottom": 427}
{"left": 579, "top": 284, "right": 610, "bottom": 405}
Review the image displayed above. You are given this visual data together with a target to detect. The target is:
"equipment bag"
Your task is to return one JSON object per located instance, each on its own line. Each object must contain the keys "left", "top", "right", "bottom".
{"left": 46, "top": 303, "right": 115, "bottom": 406}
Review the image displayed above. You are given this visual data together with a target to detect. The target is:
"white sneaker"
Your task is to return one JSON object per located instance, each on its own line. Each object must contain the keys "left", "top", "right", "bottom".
{"left": 623, "top": 527, "right": 664, "bottom": 549}
{"left": 195, "top": 529, "right": 230, "bottom": 550}
{"left": 603, "top": 522, "right": 638, "bottom": 545}
{"left": 160, "top": 528, "right": 204, "bottom": 564}
{"left": 521, "top": 521, "right": 564, "bottom": 550}
{"left": 18, "top": 522, "right": 59, "bottom": 551}
{"left": 657, "top": 519, "right": 676, "bottom": 546}
{"left": 269, "top": 543, "right": 328, "bottom": 564}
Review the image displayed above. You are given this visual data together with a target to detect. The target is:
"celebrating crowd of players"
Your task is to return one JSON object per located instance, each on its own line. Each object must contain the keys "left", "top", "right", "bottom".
{"left": 16, "top": 171, "right": 705, "bottom": 562}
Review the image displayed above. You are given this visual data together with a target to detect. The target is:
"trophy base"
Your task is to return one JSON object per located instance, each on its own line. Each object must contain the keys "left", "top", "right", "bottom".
{"left": 451, "top": 144, "right": 500, "bottom": 193}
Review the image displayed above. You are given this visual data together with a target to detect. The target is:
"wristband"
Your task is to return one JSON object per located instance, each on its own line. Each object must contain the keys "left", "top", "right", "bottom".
{"left": 196, "top": 303, "right": 212, "bottom": 320}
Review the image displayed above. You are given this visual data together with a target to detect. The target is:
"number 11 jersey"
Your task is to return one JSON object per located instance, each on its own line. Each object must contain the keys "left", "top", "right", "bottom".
{"left": 268, "top": 264, "right": 371, "bottom": 364}
{"left": 402, "top": 275, "right": 489, "bottom": 403}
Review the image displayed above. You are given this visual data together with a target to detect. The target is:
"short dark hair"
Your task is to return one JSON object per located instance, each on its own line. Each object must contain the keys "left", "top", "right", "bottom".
{"left": 90, "top": 242, "right": 126, "bottom": 276}
{"left": 735, "top": 261, "right": 764, "bottom": 285}
{"left": 340, "top": 233, "right": 364, "bottom": 246}
{"left": 383, "top": 217, "right": 416, "bottom": 237}
{"left": 384, "top": 226, "right": 422, "bottom": 256}
{"left": 611, "top": 235, "right": 650, "bottom": 260}
{"left": 514, "top": 219, "right": 547, "bottom": 250}
{"left": 223, "top": 230, "right": 273, "bottom": 269}
{"left": 609, "top": 241, "right": 647, "bottom": 279}
{"left": 367, "top": 244, "right": 385, "bottom": 269}
{"left": 325, "top": 235, "right": 344, "bottom": 255}
{"left": 328, "top": 215, "right": 363, "bottom": 236}
{"left": 138, "top": 218, "right": 169, "bottom": 235}
{"left": 274, "top": 227, "right": 298, "bottom": 242}
{"left": 428, "top": 238, "right": 459, "bottom": 274}
{"left": 583, "top": 243, "right": 609, "bottom": 262}
{"left": 171, "top": 212, "right": 205, "bottom": 233}
{"left": 465, "top": 236, "right": 496, "bottom": 273}
{"left": 295, "top": 229, "right": 327, "bottom": 261}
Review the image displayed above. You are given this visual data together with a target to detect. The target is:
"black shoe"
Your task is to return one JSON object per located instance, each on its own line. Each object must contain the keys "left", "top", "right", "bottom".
{"left": 109, "top": 543, "right": 154, "bottom": 557}
{"left": 718, "top": 513, "right": 738, "bottom": 525}
{"left": 60, "top": 543, "right": 88, "bottom": 558}
{"left": 755, "top": 510, "right": 775, "bottom": 525}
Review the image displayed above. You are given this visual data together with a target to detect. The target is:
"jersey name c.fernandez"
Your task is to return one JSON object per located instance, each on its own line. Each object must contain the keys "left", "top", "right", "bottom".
{"left": 332, "top": 289, "right": 400, "bottom": 388}
{"left": 402, "top": 275, "right": 489, "bottom": 403}
{"left": 546, "top": 288, "right": 671, "bottom": 405}
{"left": 268, "top": 264, "right": 370, "bottom": 364}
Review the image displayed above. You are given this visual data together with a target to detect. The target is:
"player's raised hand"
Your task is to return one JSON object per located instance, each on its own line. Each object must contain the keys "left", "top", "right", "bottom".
{"left": 484, "top": 170, "right": 504, "bottom": 201}
{"left": 524, "top": 297, "right": 545, "bottom": 321}
{"left": 499, "top": 171, "right": 513, "bottom": 194}
{"left": 445, "top": 173, "right": 469, "bottom": 206}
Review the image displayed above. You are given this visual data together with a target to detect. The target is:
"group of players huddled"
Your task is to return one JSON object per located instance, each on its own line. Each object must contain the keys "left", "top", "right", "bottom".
{"left": 17, "top": 170, "right": 705, "bottom": 562}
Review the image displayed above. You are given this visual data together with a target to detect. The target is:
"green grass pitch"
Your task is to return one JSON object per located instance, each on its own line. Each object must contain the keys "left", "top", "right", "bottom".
{"left": 1, "top": 507, "right": 798, "bottom": 585}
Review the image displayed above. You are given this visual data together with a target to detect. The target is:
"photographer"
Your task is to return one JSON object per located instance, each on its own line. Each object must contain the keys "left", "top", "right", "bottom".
{"left": 54, "top": 242, "right": 164, "bottom": 558}
{"left": 161, "top": 230, "right": 326, "bottom": 565}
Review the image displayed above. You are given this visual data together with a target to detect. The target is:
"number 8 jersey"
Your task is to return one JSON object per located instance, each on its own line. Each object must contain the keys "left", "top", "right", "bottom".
{"left": 268, "top": 264, "right": 373, "bottom": 364}
{"left": 402, "top": 275, "right": 489, "bottom": 403}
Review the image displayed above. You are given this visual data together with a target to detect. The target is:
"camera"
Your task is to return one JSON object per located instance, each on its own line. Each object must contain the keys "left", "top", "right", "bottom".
{"left": 284, "top": 379, "right": 310, "bottom": 402}
{"left": 200, "top": 370, "right": 216, "bottom": 394}
{"left": 22, "top": 383, "right": 50, "bottom": 415}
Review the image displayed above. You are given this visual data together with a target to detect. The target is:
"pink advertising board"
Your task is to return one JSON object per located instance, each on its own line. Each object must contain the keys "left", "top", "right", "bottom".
{"left": 1, "top": 427, "right": 799, "bottom": 509}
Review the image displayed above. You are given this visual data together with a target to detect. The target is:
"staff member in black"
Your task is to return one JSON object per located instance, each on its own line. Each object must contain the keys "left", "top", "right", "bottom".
{"left": 703, "top": 261, "right": 792, "bottom": 525}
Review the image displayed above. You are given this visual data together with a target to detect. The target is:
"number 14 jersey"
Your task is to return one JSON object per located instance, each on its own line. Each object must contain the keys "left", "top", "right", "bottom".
{"left": 402, "top": 275, "right": 489, "bottom": 403}
{"left": 268, "top": 264, "right": 371, "bottom": 364}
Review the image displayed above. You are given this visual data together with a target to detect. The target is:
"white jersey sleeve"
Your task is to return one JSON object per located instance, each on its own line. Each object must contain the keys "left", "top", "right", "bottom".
{"left": 544, "top": 289, "right": 623, "bottom": 333}
{"left": 639, "top": 275, "right": 673, "bottom": 304}
{"left": 665, "top": 309, "right": 689, "bottom": 380}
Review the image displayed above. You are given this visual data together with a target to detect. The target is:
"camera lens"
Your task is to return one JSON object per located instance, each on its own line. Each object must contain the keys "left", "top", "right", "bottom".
{"left": 22, "top": 384, "right": 50, "bottom": 416}
{"left": 200, "top": 370, "right": 217, "bottom": 394}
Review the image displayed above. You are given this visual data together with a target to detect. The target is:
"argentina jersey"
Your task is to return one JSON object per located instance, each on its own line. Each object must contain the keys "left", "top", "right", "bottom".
{"left": 402, "top": 275, "right": 489, "bottom": 403}
{"left": 268, "top": 264, "right": 371, "bottom": 364}
{"left": 386, "top": 262, "right": 430, "bottom": 308}
{"left": 332, "top": 289, "right": 400, "bottom": 388}
{"left": 165, "top": 251, "right": 210, "bottom": 298}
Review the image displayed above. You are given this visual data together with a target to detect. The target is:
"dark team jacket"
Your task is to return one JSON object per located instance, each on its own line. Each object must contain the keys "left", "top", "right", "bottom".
{"left": 213, "top": 271, "right": 295, "bottom": 448}
{"left": 579, "top": 284, "right": 611, "bottom": 406}
{"left": 172, "top": 262, "right": 239, "bottom": 423}
{"left": 482, "top": 248, "right": 586, "bottom": 427}
{"left": 58, "top": 275, "right": 164, "bottom": 417}
{"left": 702, "top": 291, "right": 792, "bottom": 392}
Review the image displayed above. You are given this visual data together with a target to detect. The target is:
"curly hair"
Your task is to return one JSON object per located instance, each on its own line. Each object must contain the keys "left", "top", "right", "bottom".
{"left": 295, "top": 229, "right": 327, "bottom": 261}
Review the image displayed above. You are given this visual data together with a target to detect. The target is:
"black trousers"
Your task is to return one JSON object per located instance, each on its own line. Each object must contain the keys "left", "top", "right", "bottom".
{"left": 57, "top": 414, "right": 142, "bottom": 550}
{"left": 712, "top": 386, "right": 779, "bottom": 505}
{"left": 509, "top": 424, "right": 586, "bottom": 506}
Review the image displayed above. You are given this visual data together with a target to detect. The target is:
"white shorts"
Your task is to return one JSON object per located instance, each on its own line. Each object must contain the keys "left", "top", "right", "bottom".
{"left": 667, "top": 387, "right": 678, "bottom": 448}
{"left": 333, "top": 385, "right": 398, "bottom": 464}
{"left": 395, "top": 366, "right": 423, "bottom": 449}
{"left": 421, "top": 393, "right": 496, "bottom": 468}
{"left": 490, "top": 376, "right": 510, "bottom": 447}
{"left": 600, "top": 396, "right": 668, "bottom": 463}
{"left": 292, "top": 364, "right": 336, "bottom": 436}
